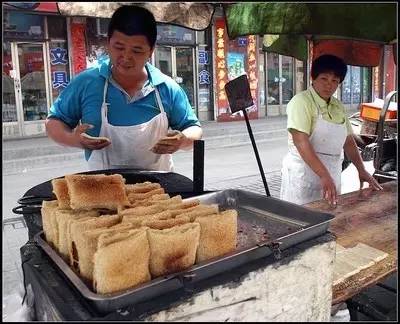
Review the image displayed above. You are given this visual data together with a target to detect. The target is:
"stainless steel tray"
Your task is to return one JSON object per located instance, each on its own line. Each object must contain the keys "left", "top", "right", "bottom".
{"left": 34, "top": 189, "right": 334, "bottom": 314}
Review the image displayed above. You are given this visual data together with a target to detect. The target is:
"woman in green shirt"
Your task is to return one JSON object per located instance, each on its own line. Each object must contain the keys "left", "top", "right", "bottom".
{"left": 280, "top": 54, "right": 382, "bottom": 206}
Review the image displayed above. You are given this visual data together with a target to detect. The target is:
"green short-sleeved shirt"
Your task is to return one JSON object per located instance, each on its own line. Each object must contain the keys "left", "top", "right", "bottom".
{"left": 286, "top": 86, "right": 353, "bottom": 146}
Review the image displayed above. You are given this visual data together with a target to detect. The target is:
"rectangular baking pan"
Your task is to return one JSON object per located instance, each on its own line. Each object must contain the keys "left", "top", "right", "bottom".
{"left": 35, "top": 189, "right": 334, "bottom": 314}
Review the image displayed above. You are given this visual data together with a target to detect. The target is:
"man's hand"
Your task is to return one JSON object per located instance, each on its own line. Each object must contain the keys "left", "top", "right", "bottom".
{"left": 75, "top": 124, "right": 111, "bottom": 150}
{"left": 358, "top": 168, "right": 383, "bottom": 191}
{"left": 320, "top": 173, "right": 338, "bottom": 206}
{"left": 151, "top": 130, "right": 187, "bottom": 154}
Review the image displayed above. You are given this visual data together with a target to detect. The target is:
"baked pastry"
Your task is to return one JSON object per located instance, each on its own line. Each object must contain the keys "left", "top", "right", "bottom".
{"left": 195, "top": 209, "right": 238, "bottom": 263}
{"left": 55, "top": 209, "right": 99, "bottom": 261}
{"left": 51, "top": 178, "right": 71, "bottom": 209}
{"left": 93, "top": 227, "right": 151, "bottom": 294}
{"left": 77, "top": 222, "right": 136, "bottom": 282}
{"left": 127, "top": 188, "right": 165, "bottom": 203}
{"left": 41, "top": 200, "right": 59, "bottom": 249}
{"left": 125, "top": 182, "right": 161, "bottom": 194}
{"left": 173, "top": 204, "right": 219, "bottom": 222}
{"left": 147, "top": 222, "right": 200, "bottom": 277}
{"left": 69, "top": 214, "right": 121, "bottom": 270}
{"left": 141, "top": 215, "right": 190, "bottom": 230}
{"left": 65, "top": 174, "right": 129, "bottom": 210}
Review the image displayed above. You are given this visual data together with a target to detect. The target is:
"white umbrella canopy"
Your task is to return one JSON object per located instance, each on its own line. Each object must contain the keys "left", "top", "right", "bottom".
{"left": 57, "top": 2, "right": 216, "bottom": 30}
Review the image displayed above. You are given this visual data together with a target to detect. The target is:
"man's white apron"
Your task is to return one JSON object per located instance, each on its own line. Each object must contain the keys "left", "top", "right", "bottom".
{"left": 87, "top": 79, "right": 173, "bottom": 171}
{"left": 280, "top": 102, "right": 347, "bottom": 205}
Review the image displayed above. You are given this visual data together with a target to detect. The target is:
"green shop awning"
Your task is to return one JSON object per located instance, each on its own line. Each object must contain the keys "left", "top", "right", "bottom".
{"left": 224, "top": 2, "right": 397, "bottom": 66}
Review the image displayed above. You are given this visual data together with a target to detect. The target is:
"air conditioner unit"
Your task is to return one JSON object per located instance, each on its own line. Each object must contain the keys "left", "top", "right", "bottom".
{"left": 96, "top": 18, "right": 109, "bottom": 37}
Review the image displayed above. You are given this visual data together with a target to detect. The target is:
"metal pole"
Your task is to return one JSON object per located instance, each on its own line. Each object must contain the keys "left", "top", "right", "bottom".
{"left": 193, "top": 140, "right": 205, "bottom": 193}
{"left": 243, "top": 109, "right": 271, "bottom": 196}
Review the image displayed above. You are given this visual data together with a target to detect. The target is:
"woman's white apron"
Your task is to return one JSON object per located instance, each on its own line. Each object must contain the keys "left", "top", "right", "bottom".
{"left": 87, "top": 79, "right": 173, "bottom": 171}
{"left": 280, "top": 102, "right": 347, "bottom": 205}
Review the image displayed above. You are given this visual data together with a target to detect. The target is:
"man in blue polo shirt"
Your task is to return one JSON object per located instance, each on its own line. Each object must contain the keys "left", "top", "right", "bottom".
{"left": 46, "top": 5, "right": 202, "bottom": 171}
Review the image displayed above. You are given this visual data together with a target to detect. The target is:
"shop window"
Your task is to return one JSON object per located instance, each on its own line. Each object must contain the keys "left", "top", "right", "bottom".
{"left": 2, "top": 42, "right": 17, "bottom": 122}
{"left": 196, "top": 28, "right": 211, "bottom": 46}
{"left": 361, "top": 67, "right": 372, "bottom": 103}
{"left": 3, "top": 11, "right": 45, "bottom": 40}
{"left": 86, "top": 18, "right": 109, "bottom": 67}
{"left": 97, "top": 18, "right": 110, "bottom": 37}
{"left": 47, "top": 16, "right": 67, "bottom": 40}
{"left": 281, "top": 56, "right": 294, "bottom": 103}
{"left": 341, "top": 65, "right": 371, "bottom": 106}
{"left": 258, "top": 50, "right": 265, "bottom": 106}
{"left": 267, "top": 53, "right": 279, "bottom": 104}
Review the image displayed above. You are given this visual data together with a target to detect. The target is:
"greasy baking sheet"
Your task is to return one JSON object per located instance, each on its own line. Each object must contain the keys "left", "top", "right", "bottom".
{"left": 35, "top": 189, "right": 334, "bottom": 314}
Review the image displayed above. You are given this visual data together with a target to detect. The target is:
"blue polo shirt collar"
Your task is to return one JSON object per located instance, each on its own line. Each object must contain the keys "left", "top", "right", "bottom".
{"left": 98, "top": 57, "right": 168, "bottom": 86}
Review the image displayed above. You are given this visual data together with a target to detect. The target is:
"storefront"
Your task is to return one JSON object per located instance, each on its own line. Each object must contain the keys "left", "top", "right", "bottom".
{"left": 258, "top": 52, "right": 306, "bottom": 117}
{"left": 3, "top": 3, "right": 70, "bottom": 138}
{"left": 152, "top": 25, "right": 214, "bottom": 121}
{"left": 3, "top": 3, "right": 393, "bottom": 140}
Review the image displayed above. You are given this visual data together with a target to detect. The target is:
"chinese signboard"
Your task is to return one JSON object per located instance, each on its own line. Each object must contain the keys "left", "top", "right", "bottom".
{"left": 214, "top": 18, "right": 258, "bottom": 122}
{"left": 49, "top": 43, "right": 70, "bottom": 101}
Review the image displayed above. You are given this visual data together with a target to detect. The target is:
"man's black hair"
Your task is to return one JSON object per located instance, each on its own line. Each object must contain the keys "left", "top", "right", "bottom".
{"left": 311, "top": 54, "right": 347, "bottom": 83}
{"left": 108, "top": 5, "right": 157, "bottom": 48}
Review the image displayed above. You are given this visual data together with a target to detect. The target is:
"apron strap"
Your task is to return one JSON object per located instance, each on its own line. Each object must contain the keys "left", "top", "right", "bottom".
{"left": 102, "top": 79, "right": 109, "bottom": 118}
{"left": 154, "top": 87, "right": 165, "bottom": 114}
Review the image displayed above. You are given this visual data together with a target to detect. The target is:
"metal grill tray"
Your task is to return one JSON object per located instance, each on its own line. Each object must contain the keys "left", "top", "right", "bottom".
{"left": 34, "top": 189, "right": 334, "bottom": 314}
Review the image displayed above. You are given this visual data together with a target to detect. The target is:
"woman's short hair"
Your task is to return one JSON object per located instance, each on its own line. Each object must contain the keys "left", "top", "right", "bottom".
{"left": 108, "top": 5, "right": 157, "bottom": 48}
{"left": 311, "top": 54, "right": 347, "bottom": 83}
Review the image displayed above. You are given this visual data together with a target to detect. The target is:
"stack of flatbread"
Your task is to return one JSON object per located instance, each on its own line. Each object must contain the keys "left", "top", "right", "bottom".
{"left": 41, "top": 173, "right": 238, "bottom": 295}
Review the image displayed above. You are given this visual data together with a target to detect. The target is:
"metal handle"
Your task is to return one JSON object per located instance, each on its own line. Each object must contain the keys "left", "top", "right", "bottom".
{"left": 243, "top": 109, "right": 271, "bottom": 196}
{"left": 375, "top": 91, "right": 397, "bottom": 170}
{"left": 12, "top": 205, "right": 41, "bottom": 215}
{"left": 18, "top": 195, "right": 52, "bottom": 206}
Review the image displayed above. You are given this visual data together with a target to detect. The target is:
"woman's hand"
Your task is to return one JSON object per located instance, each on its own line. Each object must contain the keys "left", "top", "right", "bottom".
{"left": 320, "top": 173, "right": 338, "bottom": 206}
{"left": 358, "top": 168, "right": 383, "bottom": 191}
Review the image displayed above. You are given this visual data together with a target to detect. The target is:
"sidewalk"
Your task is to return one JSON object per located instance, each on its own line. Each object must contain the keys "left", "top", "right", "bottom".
{"left": 2, "top": 116, "right": 288, "bottom": 175}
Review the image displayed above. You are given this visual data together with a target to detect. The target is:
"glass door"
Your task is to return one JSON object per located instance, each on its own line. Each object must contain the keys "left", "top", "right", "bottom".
{"left": 266, "top": 53, "right": 294, "bottom": 116}
{"left": 154, "top": 46, "right": 173, "bottom": 77}
{"left": 9, "top": 42, "right": 51, "bottom": 136}
{"left": 154, "top": 46, "right": 196, "bottom": 110}
{"left": 17, "top": 43, "right": 51, "bottom": 122}
{"left": 3, "top": 42, "right": 19, "bottom": 126}
{"left": 175, "top": 47, "right": 195, "bottom": 109}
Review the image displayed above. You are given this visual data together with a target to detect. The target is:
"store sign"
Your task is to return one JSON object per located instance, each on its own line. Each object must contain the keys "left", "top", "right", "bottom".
{"left": 199, "top": 70, "right": 211, "bottom": 85}
{"left": 247, "top": 35, "right": 258, "bottom": 103}
{"left": 50, "top": 48, "right": 68, "bottom": 65}
{"left": 237, "top": 37, "right": 247, "bottom": 47}
{"left": 198, "top": 50, "right": 209, "bottom": 65}
{"left": 156, "top": 25, "right": 195, "bottom": 45}
{"left": 4, "top": 2, "right": 59, "bottom": 12}
{"left": 52, "top": 71, "right": 69, "bottom": 89}
{"left": 215, "top": 18, "right": 229, "bottom": 117}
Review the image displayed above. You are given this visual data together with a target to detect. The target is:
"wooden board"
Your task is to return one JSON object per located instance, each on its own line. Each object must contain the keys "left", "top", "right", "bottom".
{"left": 304, "top": 181, "right": 397, "bottom": 304}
